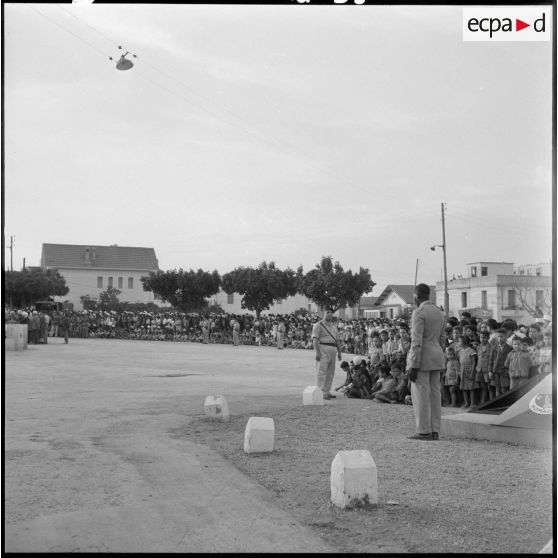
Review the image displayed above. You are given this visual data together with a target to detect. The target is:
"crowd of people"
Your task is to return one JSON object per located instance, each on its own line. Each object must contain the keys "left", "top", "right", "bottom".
{"left": 5, "top": 306, "right": 553, "bottom": 409}
{"left": 331, "top": 311, "right": 553, "bottom": 410}
{"left": 4, "top": 307, "right": 402, "bottom": 350}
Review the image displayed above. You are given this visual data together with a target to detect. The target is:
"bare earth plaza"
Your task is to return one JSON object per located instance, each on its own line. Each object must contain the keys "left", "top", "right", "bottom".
{"left": 4, "top": 338, "right": 553, "bottom": 553}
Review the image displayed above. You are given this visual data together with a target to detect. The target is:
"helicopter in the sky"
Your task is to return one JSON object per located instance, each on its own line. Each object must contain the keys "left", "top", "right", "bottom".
{"left": 109, "top": 46, "right": 137, "bottom": 71}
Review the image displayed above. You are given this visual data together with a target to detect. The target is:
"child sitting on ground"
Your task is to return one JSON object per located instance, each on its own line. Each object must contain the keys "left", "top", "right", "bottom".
{"left": 374, "top": 364, "right": 400, "bottom": 403}
{"left": 344, "top": 357, "right": 371, "bottom": 399}
{"left": 334, "top": 361, "right": 352, "bottom": 392}
{"left": 369, "top": 363, "right": 390, "bottom": 398}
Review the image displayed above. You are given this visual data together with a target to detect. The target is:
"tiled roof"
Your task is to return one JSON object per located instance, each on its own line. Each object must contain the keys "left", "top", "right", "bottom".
{"left": 359, "top": 296, "right": 377, "bottom": 308}
{"left": 374, "top": 285, "right": 436, "bottom": 306}
{"left": 41, "top": 244, "right": 159, "bottom": 271}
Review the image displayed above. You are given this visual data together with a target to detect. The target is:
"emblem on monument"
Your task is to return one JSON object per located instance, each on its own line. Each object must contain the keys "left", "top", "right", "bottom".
{"left": 529, "top": 394, "right": 552, "bottom": 415}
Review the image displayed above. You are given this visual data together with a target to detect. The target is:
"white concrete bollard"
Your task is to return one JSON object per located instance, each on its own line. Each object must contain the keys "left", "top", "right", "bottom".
{"left": 244, "top": 417, "right": 274, "bottom": 454}
{"left": 5, "top": 324, "right": 28, "bottom": 351}
{"left": 203, "top": 395, "right": 230, "bottom": 421}
{"left": 331, "top": 450, "right": 378, "bottom": 509}
{"left": 303, "top": 386, "right": 324, "bottom": 406}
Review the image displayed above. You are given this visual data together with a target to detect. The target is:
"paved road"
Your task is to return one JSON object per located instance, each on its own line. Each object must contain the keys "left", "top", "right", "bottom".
{"left": 4, "top": 338, "right": 337, "bottom": 553}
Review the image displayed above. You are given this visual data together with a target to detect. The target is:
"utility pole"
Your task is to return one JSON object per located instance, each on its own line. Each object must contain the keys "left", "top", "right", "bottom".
{"left": 441, "top": 203, "right": 449, "bottom": 318}
{"left": 414, "top": 258, "right": 419, "bottom": 289}
{"left": 8, "top": 235, "right": 14, "bottom": 271}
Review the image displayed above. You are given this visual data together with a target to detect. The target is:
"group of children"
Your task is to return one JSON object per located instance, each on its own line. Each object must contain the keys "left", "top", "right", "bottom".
{"left": 334, "top": 327, "right": 413, "bottom": 403}
{"left": 335, "top": 357, "right": 412, "bottom": 404}
{"left": 333, "top": 315, "right": 552, "bottom": 409}
{"left": 442, "top": 320, "right": 549, "bottom": 408}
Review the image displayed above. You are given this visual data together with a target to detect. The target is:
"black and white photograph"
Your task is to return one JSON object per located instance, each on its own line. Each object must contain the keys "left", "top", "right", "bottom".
{"left": 3, "top": 1, "right": 555, "bottom": 554}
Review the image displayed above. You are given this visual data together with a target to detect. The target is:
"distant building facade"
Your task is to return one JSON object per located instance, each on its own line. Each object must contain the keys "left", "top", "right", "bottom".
{"left": 209, "top": 290, "right": 319, "bottom": 316}
{"left": 513, "top": 262, "right": 552, "bottom": 277}
{"left": 41, "top": 243, "right": 160, "bottom": 310}
{"left": 367, "top": 285, "right": 436, "bottom": 319}
{"left": 436, "top": 261, "right": 552, "bottom": 323}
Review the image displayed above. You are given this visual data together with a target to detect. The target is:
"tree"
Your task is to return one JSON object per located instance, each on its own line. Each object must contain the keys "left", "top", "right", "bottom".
{"left": 396, "top": 306, "right": 412, "bottom": 323}
{"left": 141, "top": 268, "right": 221, "bottom": 313}
{"left": 80, "top": 294, "right": 98, "bottom": 311}
{"left": 207, "top": 302, "right": 225, "bottom": 314}
{"left": 298, "top": 256, "right": 375, "bottom": 313}
{"left": 4, "top": 268, "right": 69, "bottom": 307}
{"left": 98, "top": 287, "right": 122, "bottom": 311}
{"left": 221, "top": 261, "right": 299, "bottom": 318}
{"left": 512, "top": 278, "right": 552, "bottom": 319}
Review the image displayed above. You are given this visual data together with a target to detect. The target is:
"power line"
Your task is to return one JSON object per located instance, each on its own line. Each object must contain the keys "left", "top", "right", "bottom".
{"left": 25, "top": 4, "right": 111, "bottom": 59}
{"left": 51, "top": 5, "right": 378, "bottom": 188}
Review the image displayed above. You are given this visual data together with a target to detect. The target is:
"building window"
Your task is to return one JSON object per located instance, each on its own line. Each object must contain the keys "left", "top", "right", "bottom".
{"left": 461, "top": 292, "right": 467, "bottom": 308}
{"left": 308, "top": 304, "right": 312, "bottom": 312}
{"left": 389, "top": 308, "right": 394, "bottom": 319}
{"left": 227, "top": 293, "right": 234, "bottom": 304}
{"left": 481, "top": 291, "right": 487, "bottom": 309}
{"left": 128, "top": 277, "right": 134, "bottom": 289}
{"left": 471, "top": 266, "right": 477, "bottom": 278}
{"left": 108, "top": 277, "right": 113, "bottom": 288}
{"left": 97, "top": 276, "right": 103, "bottom": 289}
{"left": 481, "top": 267, "right": 488, "bottom": 276}
{"left": 118, "top": 277, "right": 123, "bottom": 289}
{"left": 507, "top": 289, "right": 516, "bottom": 309}
{"left": 536, "top": 267, "right": 542, "bottom": 276}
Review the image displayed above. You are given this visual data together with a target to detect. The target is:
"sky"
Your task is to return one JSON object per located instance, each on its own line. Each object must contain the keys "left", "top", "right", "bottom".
{"left": 3, "top": 3, "right": 554, "bottom": 296}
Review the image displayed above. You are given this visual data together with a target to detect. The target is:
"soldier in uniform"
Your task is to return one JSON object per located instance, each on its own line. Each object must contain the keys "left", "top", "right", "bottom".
{"left": 312, "top": 308, "right": 342, "bottom": 400}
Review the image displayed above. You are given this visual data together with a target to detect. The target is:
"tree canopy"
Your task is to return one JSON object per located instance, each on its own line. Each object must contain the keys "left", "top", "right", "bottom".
{"left": 5, "top": 268, "right": 69, "bottom": 307}
{"left": 221, "top": 261, "right": 299, "bottom": 318}
{"left": 298, "top": 256, "right": 375, "bottom": 313}
{"left": 141, "top": 268, "right": 221, "bottom": 312}
{"left": 98, "top": 286, "right": 122, "bottom": 311}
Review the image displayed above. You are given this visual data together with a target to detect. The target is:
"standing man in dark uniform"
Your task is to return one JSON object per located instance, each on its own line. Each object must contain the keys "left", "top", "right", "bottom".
{"left": 312, "top": 308, "right": 342, "bottom": 400}
{"left": 277, "top": 318, "right": 286, "bottom": 349}
{"left": 59, "top": 312, "right": 71, "bottom": 344}
{"left": 407, "top": 284, "right": 446, "bottom": 440}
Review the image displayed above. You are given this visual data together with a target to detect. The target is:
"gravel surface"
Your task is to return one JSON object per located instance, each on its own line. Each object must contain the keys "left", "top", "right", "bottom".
{"left": 5, "top": 340, "right": 554, "bottom": 553}
{"left": 178, "top": 394, "right": 554, "bottom": 554}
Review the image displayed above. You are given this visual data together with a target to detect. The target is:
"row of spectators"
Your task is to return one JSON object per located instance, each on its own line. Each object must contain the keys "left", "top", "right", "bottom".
{"left": 4, "top": 307, "right": 402, "bottom": 349}
{"left": 5, "top": 307, "right": 552, "bottom": 409}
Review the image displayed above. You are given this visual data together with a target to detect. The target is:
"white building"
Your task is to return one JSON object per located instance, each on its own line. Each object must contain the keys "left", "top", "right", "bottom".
{"left": 367, "top": 285, "right": 436, "bottom": 319}
{"left": 41, "top": 243, "right": 161, "bottom": 310}
{"left": 436, "top": 261, "right": 552, "bottom": 323}
{"left": 209, "top": 290, "right": 319, "bottom": 316}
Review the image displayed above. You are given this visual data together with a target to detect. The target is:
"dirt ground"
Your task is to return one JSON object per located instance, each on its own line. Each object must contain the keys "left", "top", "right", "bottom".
{"left": 178, "top": 395, "right": 553, "bottom": 554}
{"left": 4, "top": 339, "right": 554, "bottom": 553}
